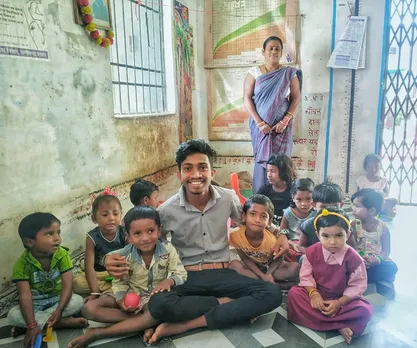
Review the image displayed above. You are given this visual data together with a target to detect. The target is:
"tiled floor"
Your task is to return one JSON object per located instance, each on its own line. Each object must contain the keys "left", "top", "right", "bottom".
{"left": 1, "top": 206, "right": 416, "bottom": 348}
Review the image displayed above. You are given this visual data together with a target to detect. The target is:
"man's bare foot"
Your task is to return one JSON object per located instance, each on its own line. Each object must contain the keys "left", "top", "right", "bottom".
{"left": 339, "top": 327, "right": 353, "bottom": 344}
{"left": 11, "top": 326, "right": 26, "bottom": 338}
{"left": 217, "top": 297, "right": 233, "bottom": 305}
{"left": 148, "top": 323, "right": 188, "bottom": 344}
{"left": 68, "top": 329, "right": 97, "bottom": 348}
{"left": 55, "top": 316, "right": 89, "bottom": 329}
{"left": 143, "top": 328, "right": 154, "bottom": 343}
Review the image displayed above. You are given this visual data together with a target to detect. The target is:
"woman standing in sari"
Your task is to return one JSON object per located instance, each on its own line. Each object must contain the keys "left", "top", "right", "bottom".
{"left": 244, "top": 36, "right": 302, "bottom": 193}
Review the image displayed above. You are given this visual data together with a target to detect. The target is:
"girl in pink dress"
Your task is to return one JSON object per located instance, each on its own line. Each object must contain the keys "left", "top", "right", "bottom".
{"left": 287, "top": 208, "right": 373, "bottom": 344}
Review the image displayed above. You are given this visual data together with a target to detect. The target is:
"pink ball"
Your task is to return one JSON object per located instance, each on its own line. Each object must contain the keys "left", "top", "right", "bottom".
{"left": 124, "top": 293, "right": 140, "bottom": 308}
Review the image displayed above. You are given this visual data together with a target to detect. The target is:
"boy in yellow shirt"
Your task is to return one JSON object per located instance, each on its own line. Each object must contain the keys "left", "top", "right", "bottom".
{"left": 229, "top": 194, "right": 300, "bottom": 285}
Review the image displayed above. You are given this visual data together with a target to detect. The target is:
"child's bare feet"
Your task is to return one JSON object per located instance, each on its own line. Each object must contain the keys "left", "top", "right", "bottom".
{"left": 148, "top": 322, "right": 188, "bottom": 344}
{"left": 339, "top": 327, "right": 353, "bottom": 344}
{"left": 143, "top": 328, "right": 154, "bottom": 343}
{"left": 11, "top": 326, "right": 26, "bottom": 338}
{"left": 55, "top": 317, "right": 89, "bottom": 329}
{"left": 67, "top": 328, "right": 97, "bottom": 348}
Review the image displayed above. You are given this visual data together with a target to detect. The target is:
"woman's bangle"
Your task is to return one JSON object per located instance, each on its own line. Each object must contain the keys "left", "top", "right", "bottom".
{"left": 27, "top": 322, "right": 38, "bottom": 330}
{"left": 256, "top": 121, "right": 265, "bottom": 127}
{"left": 308, "top": 289, "right": 318, "bottom": 298}
{"left": 280, "top": 120, "right": 289, "bottom": 127}
{"left": 286, "top": 111, "right": 295, "bottom": 117}
{"left": 90, "top": 292, "right": 101, "bottom": 296}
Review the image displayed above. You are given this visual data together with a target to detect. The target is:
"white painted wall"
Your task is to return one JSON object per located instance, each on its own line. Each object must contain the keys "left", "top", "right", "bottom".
{"left": 0, "top": 0, "right": 181, "bottom": 296}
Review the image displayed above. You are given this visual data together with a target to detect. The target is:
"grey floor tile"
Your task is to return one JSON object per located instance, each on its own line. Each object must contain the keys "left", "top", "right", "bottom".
{"left": 93, "top": 335, "right": 147, "bottom": 347}
{"left": 253, "top": 328, "right": 285, "bottom": 346}
{"left": 221, "top": 326, "right": 264, "bottom": 348}
{"left": 328, "top": 328, "right": 413, "bottom": 348}
{"left": 271, "top": 313, "right": 322, "bottom": 347}
{"left": 173, "top": 330, "right": 235, "bottom": 348}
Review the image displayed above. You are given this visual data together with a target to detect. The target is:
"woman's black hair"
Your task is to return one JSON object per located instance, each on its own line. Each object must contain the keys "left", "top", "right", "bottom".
{"left": 263, "top": 36, "right": 283, "bottom": 50}
{"left": 315, "top": 207, "right": 350, "bottom": 233}
{"left": 123, "top": 206, "right": 161, "bottom": 233}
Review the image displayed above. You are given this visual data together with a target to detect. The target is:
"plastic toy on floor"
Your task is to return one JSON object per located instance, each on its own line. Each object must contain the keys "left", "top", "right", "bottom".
{"left": 43, "top": 327, "right": 54, "bottom": 342}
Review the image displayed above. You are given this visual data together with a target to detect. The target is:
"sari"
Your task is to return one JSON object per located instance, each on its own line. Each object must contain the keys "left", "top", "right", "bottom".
{"left": 249, "top": 66, "right": 302, "bottom": 192}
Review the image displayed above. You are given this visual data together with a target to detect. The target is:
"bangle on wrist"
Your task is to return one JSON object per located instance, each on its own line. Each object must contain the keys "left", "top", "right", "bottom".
{"left": 280, "top": 120, "right": 289, "bottom": 127}
{"left": 90, "top": 292, "right": 101, "bottom": 296}
{"left": 308, "top": 289, "right": 318, "bottom": 298}
{"left": 27, "top": 322, "right": 38, "bottom": 330}
{"left": 376, "top": 255, "right": 383, "bottom": 264}
{"left": 287, "top": 111, "right": 294, "bottom": 117}
{"left": 337, "top": 299, "right": 343, "bottom": 308}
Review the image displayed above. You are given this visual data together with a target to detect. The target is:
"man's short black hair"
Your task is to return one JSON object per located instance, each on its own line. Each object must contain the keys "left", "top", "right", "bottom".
{"left": 175, "top": 139, "right": 217, "bottom": 170}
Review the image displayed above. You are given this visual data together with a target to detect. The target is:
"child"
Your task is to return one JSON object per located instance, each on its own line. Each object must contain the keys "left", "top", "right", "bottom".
{"left": 357, "top": 154, "right": 397, "bottom": 218}
{"left": 68, "top": 206, "right": 187, "bottom": 348}
{"left": 130, "top": 178, "right": 159, "bottom": 208}
{"left": 280, "top": 178, "right": 315, "bottom": 259}
{"left": 8, "top": 213, "right": 87, "bottom": 347}
{"left": 351, "top": 189, "right": 398, "bottom": 296}
{"left": 229, "top": 194, "right": 300, "bottom": 287}
{"left": 257, "top": 154, "right": 297, "bottom": 225}
{"left": 73, "top": 189, "right": 126, "bottom": 299}
{"left": 287, "top": 208, "right": 373, "bottom": 344}
{"left": 298, "top": 182, "right": 356, "bottom": 249}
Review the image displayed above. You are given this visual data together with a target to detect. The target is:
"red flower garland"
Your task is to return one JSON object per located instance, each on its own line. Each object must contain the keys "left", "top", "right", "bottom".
{"left": 77, "top": 0, "right": 114, "bottom": 48}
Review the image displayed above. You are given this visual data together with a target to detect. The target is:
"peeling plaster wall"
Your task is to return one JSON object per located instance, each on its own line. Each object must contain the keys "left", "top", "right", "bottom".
{"left": 0, "top": 0, "right": 180, "bottom": 294}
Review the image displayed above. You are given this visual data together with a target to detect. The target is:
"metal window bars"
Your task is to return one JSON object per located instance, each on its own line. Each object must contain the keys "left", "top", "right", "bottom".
{"left": 111, "top": 0, "right": 166, "bottom": 115}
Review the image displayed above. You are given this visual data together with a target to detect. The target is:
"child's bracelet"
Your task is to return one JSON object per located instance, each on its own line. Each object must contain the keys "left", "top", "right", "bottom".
{"left": 27, "top": 322, "right": 38, "bottom": 330}
{"left": 376, "top": 255, "right": 383, "bottom": 264}
{"left": 90, "top": 292, "right": 101, "bottom": 296}
{"left": 308, "top": 289, "right": 318, "bottom": 298}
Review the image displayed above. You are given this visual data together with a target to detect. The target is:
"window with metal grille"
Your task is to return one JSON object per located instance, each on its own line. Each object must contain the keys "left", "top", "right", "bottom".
{"left": 111, "top": 0, "right": 169, "bottom": 115}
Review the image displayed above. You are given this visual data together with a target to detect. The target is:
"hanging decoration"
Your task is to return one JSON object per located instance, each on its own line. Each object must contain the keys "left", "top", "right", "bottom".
{"left": 76, "top": 0, "right": 114, "bottom": 48}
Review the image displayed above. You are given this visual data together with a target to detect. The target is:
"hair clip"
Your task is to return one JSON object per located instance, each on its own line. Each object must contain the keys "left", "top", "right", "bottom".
{"left": 102, "top": 186, "right": 117, "bottom": 196}
{"left": 313, "top": 208, "right": 351, "bottom": 231}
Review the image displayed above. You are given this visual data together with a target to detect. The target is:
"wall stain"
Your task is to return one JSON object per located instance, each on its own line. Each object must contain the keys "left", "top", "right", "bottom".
{"left": 46, "top": 2, "right": 61, "bottom": 28}
{"left": 73, "top": 68, "right": 96, "bottom": 98}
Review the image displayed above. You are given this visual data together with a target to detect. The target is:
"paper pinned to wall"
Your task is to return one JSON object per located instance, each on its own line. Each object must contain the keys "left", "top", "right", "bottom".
{"left": 0, "top": 0, "right": 49, "bottom": 60}
{"left": 327, "top": 16, "right": 367, "bottom": 69}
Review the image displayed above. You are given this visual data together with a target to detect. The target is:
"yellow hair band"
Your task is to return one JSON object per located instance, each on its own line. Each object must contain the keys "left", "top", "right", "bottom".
{"left": 313, "top": 209, "right": 351, "bottom": 231}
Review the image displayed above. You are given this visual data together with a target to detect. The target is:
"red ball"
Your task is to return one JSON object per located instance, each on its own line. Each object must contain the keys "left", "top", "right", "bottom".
{"left": 124, "top": 293, "right": 140, "bottom": 308}
{"left": 78, "top": 0, "right": 89, "bottom": 6}
{"left": 90, "top": 30, "right": 99, "bottom": 40}
{"left": 82, "top": 14, "right": 93, "bottom": 24}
